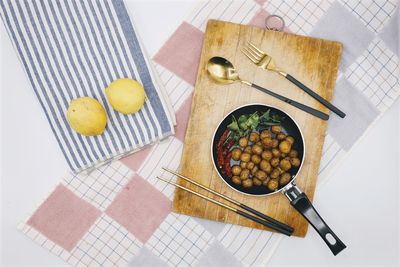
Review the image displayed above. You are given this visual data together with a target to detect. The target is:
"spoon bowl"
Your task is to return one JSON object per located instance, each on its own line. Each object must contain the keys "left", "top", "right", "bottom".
{"left": 206, "top": 57, "right": 240, "bottom": 84}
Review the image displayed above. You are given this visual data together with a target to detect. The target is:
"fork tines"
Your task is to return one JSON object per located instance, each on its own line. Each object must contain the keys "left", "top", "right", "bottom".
{"left": 241, "top": 42, "right": 273, "bottom": 67}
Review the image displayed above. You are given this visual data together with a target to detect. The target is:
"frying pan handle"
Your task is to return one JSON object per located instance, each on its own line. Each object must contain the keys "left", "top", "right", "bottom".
{"left": 284, "top": 185, "right": 346, "bottom": 256}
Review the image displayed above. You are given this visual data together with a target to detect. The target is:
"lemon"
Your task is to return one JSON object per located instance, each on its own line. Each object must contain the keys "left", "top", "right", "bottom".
{"left": 105, "top": 78, "right": 145, "bottom": 114}
{"left": 67, "top": 97, "right": 107, "bottom": 136}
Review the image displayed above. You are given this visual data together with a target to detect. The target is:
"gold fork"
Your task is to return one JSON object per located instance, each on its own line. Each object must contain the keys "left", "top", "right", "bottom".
{"left": 241, "top": 42, "right": 346, "bottom": 118}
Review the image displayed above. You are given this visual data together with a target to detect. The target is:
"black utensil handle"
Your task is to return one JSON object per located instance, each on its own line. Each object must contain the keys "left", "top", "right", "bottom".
{"left": 236, "top": 210, "right": 292, "bottom": 236}
{"left": 251, "top": 83, "right": 329, "bottom": 121}
{"left": 285, "top": 187, "right": 346, "bottom": 255}
{"left": 239, "top": 204, "right": 294, "bottom": 234}
{"left": 285, "top": 74, "right": 346, "bottom": 118}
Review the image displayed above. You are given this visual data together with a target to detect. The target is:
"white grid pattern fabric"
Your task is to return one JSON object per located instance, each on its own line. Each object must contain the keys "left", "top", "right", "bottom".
{"left": 188, "top": 0, "right": 260, "bottom": 31}
{"left": 137, "top": 137, "right": 183, "bottom": 199}
{"left": 266, "top": 0, "right": 335, "bottom": 34}
{"left": 146, "top": 213, "right": 214, "bottom": 266}
{"left": 155, "top": 64, "right": 194, "bottom": 110}
{"left": 63, "top": 161, "right": 133, "bottom": 211}
{"left": 345, "top": 38, "right": 400, "bottom": 112}
{"left": 69, "top": 215, "right": 142, "bottom": 267}
{"left": 340, "top": 0, "right": 398, "bottom": 33}
{"left": 18, "top": 222, "right": 70, "bottom": 260}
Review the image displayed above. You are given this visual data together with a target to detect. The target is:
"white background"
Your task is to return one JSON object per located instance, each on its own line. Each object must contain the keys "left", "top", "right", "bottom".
{"left": 1, "top": 1, "right": 399, "bottom": 266}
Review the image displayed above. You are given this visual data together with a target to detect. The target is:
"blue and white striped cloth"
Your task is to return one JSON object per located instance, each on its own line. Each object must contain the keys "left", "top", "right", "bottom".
{"left": 0, "top": 0, "right": 176, "bottom": 172}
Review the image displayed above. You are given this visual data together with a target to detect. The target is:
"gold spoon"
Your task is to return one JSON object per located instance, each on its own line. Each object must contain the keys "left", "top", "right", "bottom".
{"left": 206, "top": 57, "right": 329, "bottom": 121}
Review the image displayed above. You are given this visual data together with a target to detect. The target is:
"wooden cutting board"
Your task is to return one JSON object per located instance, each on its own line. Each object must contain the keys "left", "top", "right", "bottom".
{"left": 173, "top": 20, "right": 342, "bottom": 237}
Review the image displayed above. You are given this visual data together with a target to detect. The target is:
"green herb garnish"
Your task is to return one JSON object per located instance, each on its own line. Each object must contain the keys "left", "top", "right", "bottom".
{"left": 225, "top": 109, "right": 283, "bottom": 143}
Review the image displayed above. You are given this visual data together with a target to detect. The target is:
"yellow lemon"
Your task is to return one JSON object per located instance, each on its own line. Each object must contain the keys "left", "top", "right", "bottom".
{"left": 67, "top": 97, "right": 107, "bottom": 136}
{"left": 105, "top": 78, "right": 145, "bottom": 114}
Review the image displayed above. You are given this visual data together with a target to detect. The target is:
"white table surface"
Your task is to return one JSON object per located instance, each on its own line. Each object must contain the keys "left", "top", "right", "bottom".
{"left": 1, "top": 1, "right": 399, "bottom": 266}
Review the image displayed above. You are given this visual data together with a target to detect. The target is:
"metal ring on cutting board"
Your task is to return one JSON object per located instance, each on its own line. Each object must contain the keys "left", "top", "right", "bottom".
{"left": 265, "top": 14, "right": 285, "bottom": 31}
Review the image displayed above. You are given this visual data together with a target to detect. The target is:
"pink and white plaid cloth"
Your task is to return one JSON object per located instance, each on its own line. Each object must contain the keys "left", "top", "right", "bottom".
{"left": 10, "top": 0, "right": 400, "bottom": 266}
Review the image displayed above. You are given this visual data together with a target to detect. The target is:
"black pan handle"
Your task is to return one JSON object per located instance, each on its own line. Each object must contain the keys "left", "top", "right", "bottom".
{"left": 239, "top": 203, "right": 294, "bottom": 235}
{"left": 251, "top": 83, "right": 329, "bottom": 121}
{"left": 285, "top": 74, "right": 346, "bottom": 118}
{"left": 284, "top": 185, "right": 346, "bottom": 255}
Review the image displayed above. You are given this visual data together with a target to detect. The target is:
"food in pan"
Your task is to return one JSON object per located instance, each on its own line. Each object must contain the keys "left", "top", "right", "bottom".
{"left": 216, "top": 110, "right": 301, "bottom": 192}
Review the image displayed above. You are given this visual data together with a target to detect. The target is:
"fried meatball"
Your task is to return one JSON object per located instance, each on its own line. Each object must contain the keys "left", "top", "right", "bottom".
{"left": 290, "top": 157, "right": 301, "bottom": 168}
{"left": 279, "top": 158, "right": 291, "bottom": 171}
{"left": 261, "top": 150, "right": 273, "bottom": 161}
{"left": 261, "top": 137, "right": 273, "bottom": 148}
{"left": 288, "top": 149, "right": 298, "bottom": 158}
{"left": 244, "top": 146, "right": 252, "bottom": 154}
{"left": 279, "top": 172, "right": 292, "bottom": 186}
{"left": 251, "top": 154, "right": 261, "bottom": 164}
{"left": 242, "top": 179, "right": 253, "bottom": 188}
{"left": 231, "top": 148, "right": 242, "bottom": 161}
{"left": 251, "top": 165, "right": 259, "bottom": 176}
{"left": 267, "top": 179, "right": 279, "bottom": 191}
{"left": 238, "top": 137, "right": 248, "bottom": 148}
{"left": 255, "top": 170, "right": 267, "bottom": 181}
{"left": 286, "top": 136, "right": 295, "bottom": 145}
{"left": 240, "top": 152, "right": 251, "bottom": 162}
{"left": 232, "top": 176, "right": 241, "bottom": 185}
{"left": 246, "top": 161, "right": 255, "bottom": 170}
{"left": 262, "top": 177, "right": 271, "bottom": 186}
{"left": 272, "top": 148, "right": 281, "bottom": 158}
{"left": 249, "top": 132, "right": 260, "bottom": 143}
{"left": 270, "top": 168, "right": 280, "bottom": 179}
{"left": 259, "top": 160, "right": 272, "bottom": 173}
{"left": 251, "top": 144, "right": 263, "bottom": 155}
{"left": 260, "top": 130, "right": 272, "bottom": 139}
{"left": 240, "top": 161, "right": 247, "bottom": 169}
{"left": 253, "top": 178, "right": 262, "bottom": 186}
{"left": 231, "top": 165, "right": 241, "bottom": 176}
{"left": 256, "top": 141, "right": 262, "bottom": 146}
{"left": 240, "top": 169, "right": 250, "bottom": 180}
{"left": 270, "top": 157, "right": 280, "bottom": 167}
{"left": 271, "top": 125, "right": 281, "bottom": 134}
{"left": 271, "top": 139, "right": 279, "bottom": 148}
{"left": 279, "top": 140, "right": 291, "bottom": 154}
{"left": 277, "top": 133, "right": 286, "bottom": 141}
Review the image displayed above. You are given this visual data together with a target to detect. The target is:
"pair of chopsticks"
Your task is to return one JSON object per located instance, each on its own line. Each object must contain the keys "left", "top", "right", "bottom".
{"left": 158, "top": 167, "right": 294, "bottom": 236}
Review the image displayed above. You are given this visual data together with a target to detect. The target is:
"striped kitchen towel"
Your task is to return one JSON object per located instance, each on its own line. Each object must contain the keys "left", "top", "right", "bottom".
{"left": 0, "top": 0, "right": 176, "bottom": 173}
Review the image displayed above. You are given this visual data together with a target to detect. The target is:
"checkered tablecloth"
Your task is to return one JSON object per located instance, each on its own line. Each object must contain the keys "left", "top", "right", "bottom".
{"left": 13, "top": 0, "right": 400, "bottom": 266}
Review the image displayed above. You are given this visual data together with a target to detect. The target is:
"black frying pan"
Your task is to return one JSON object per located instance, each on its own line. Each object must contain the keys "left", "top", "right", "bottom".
{"left": 211, "top": 104, "right": 346, "bottom": 255}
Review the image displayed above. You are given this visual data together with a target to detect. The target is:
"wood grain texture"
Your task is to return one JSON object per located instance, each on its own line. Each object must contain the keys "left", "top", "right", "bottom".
{"left": 172, "top": 20, "right": 342, "bottom": 237}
